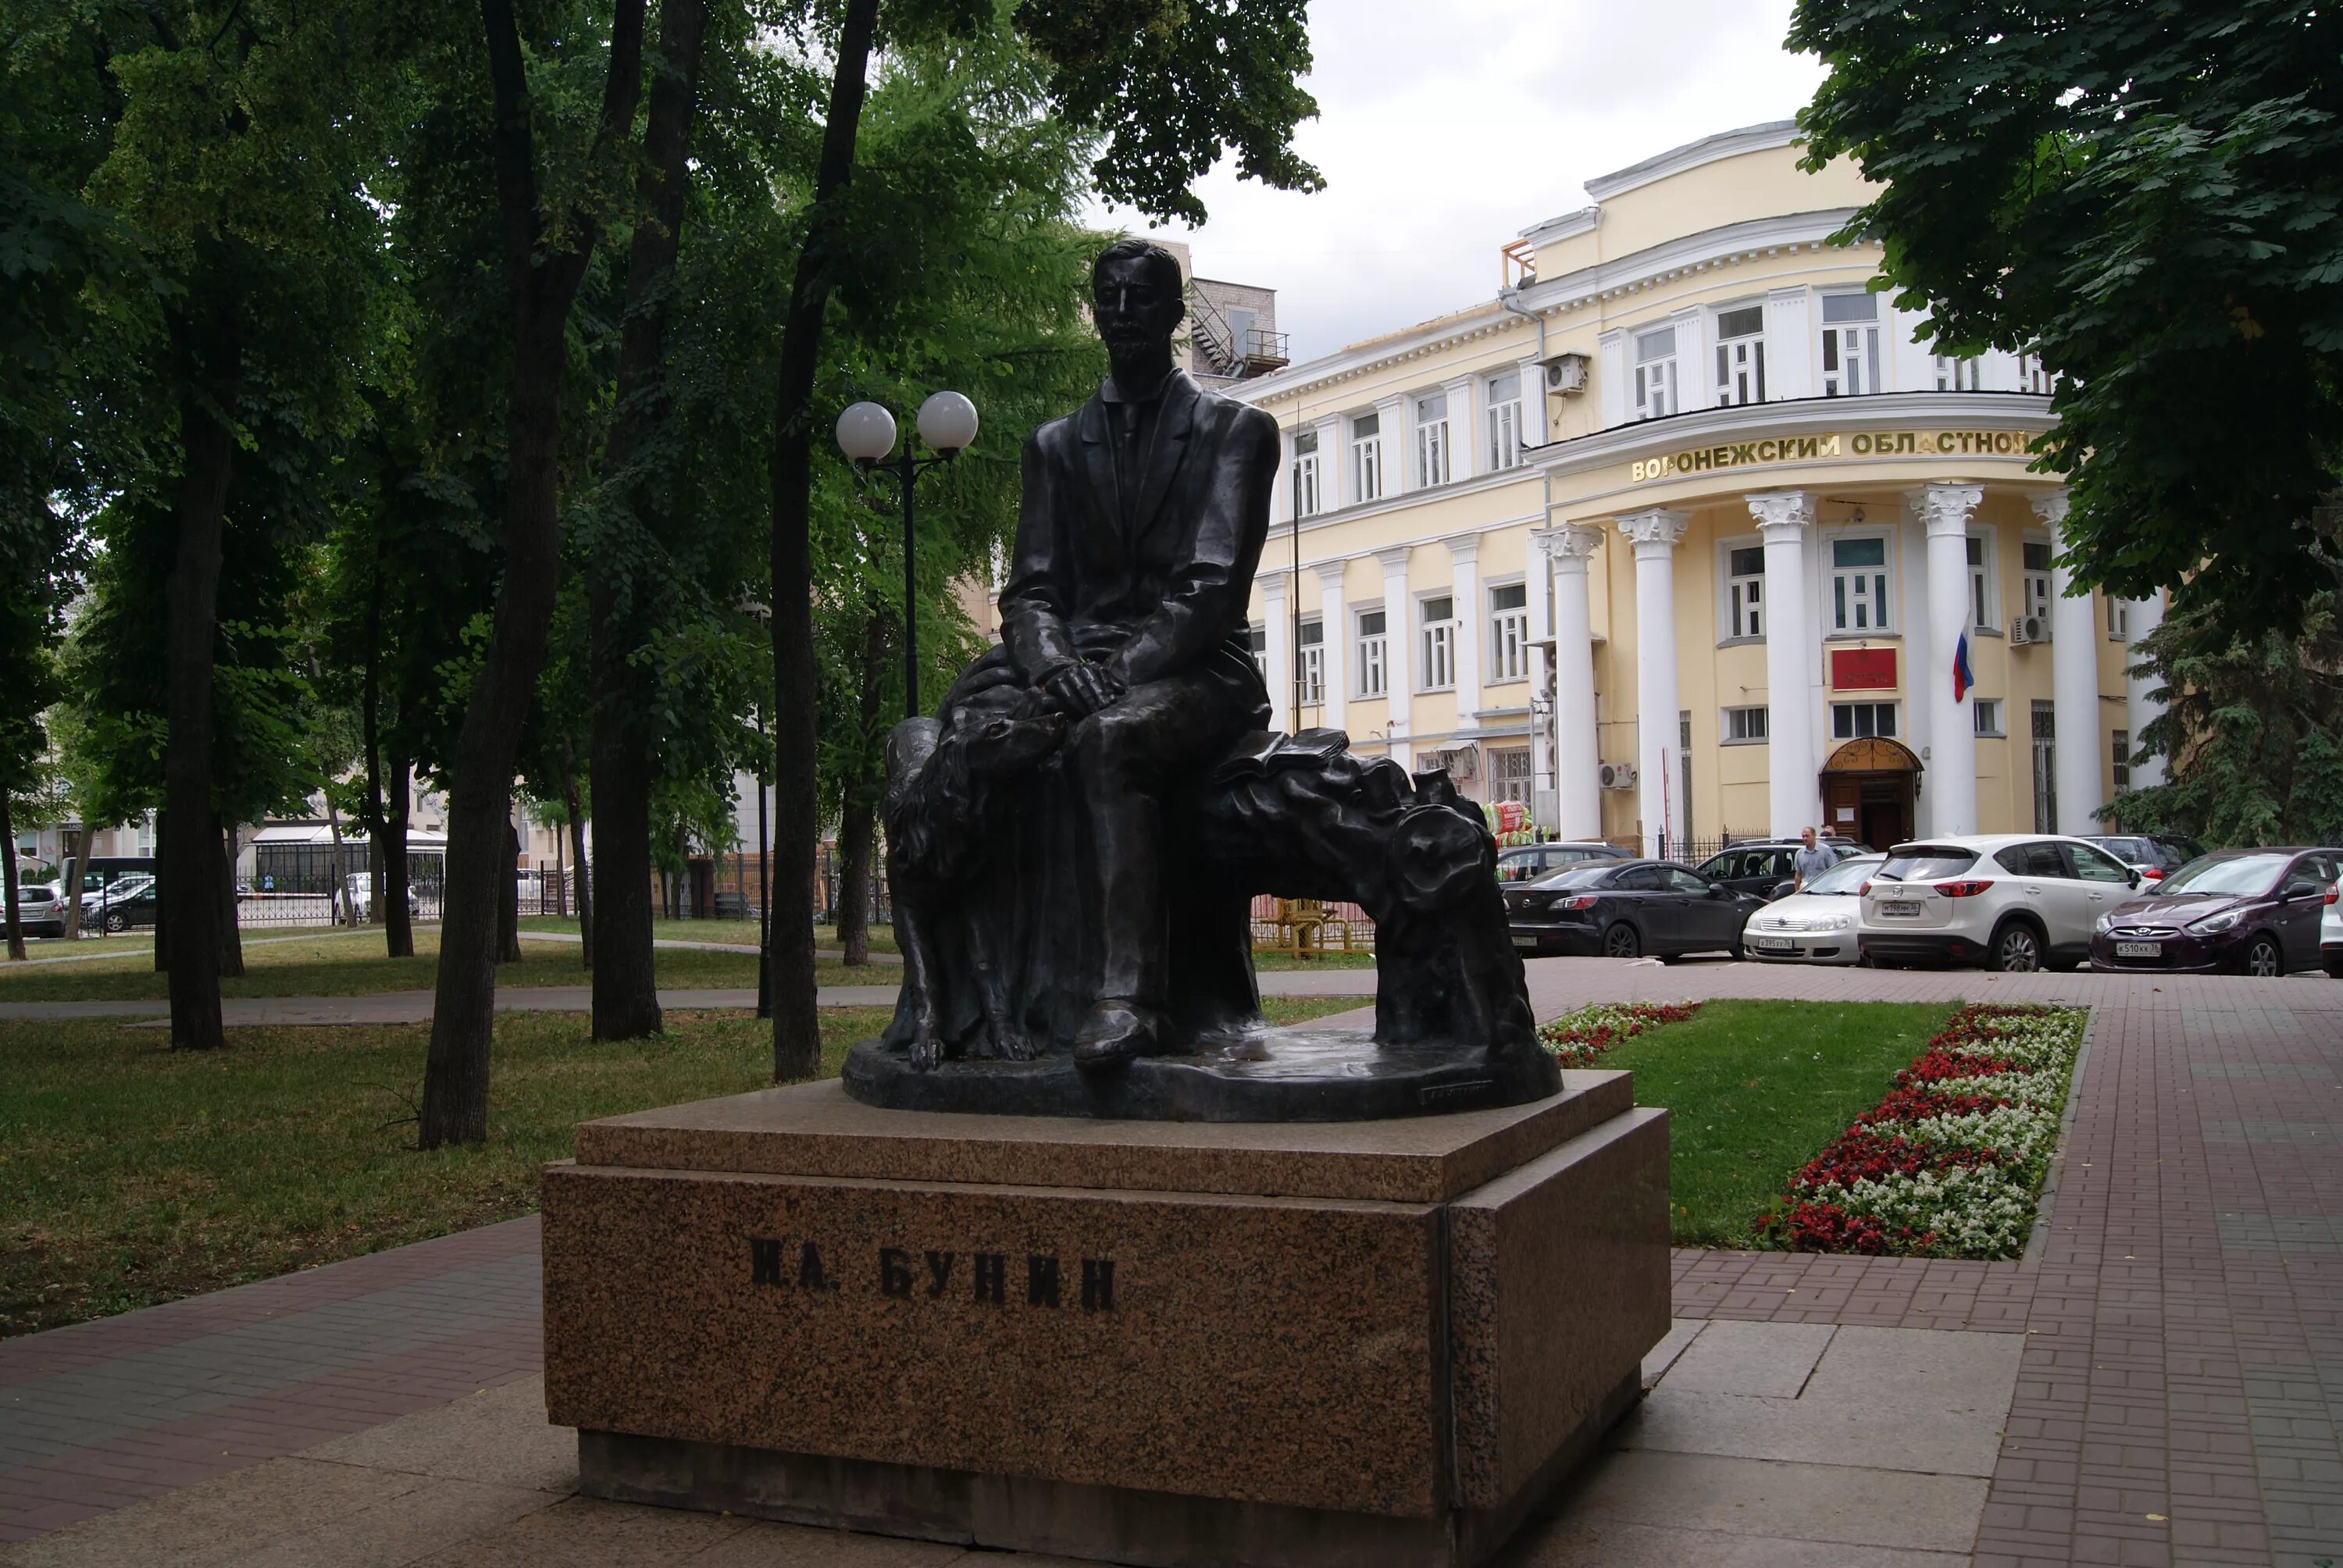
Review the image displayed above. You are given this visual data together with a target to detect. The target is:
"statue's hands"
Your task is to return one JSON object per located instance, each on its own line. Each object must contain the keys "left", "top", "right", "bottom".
{"left": 1042, "top": 660, "right": 1122, "bottom": 718}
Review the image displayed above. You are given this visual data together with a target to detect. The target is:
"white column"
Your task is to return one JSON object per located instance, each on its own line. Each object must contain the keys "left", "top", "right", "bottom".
{"left": 1528, "top": 529, "right": 1557, "bottom": 819}
{"left": 1377, "top": 546, "right": 1414, "bottom": 769}
{"left": 1539, "top": 526, "right": 1604, "bottom": 840}
{"left": 1596, "top": 330, "right": 1628, "bottom": 428}
{"left": 2125, "top": 591, "right": 2166, "bottom": 790}
{"left": 2038, "top": 489, "right": 2102, "bottom": 832}
{"left": 1617, "top": 508, "right": 1689, "bottom": 857}
{"left": 1443, "top": 375, "right": 1478, "bottom": 483}
{"left": 1746, "top": 490, "right": 1817, "bottom": 839}
{"left": 1315, "top": 561, "right": 1349, "bottom": 733}
{"left": 1919, "top": 483, "right": 1985, "bottom": 835}
{"left": 1446, "top": 534, "right": 1482, "bottom": 730}
{"left": 1314, "top": 415, "right": 1343, "bottom": 508}
{"left": 1767, "top": 288, "right": 1813, "bottom": 401}
{"left": 1517, "top": 355, "right": 1550, "bottom": 446}
{"left": 1897, "top": 491, "right": 1935, "bottom": 832}
{"left": 1374, "top": 394, "right": 1407, "bottom": 494}
{"left": 1261, "top": 575, "right": 1290, "bottom": 735}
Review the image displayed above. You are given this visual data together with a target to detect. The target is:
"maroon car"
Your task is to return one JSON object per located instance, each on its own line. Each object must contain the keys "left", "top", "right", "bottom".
{"left": 2089, "top": 848, "right": 2340, "bottom": 977}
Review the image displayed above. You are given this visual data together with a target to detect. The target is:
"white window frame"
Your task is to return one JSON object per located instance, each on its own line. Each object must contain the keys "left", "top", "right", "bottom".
{"left": 1485, "top": 370, "right": 1522, "bottom": 471}
{"left": 1933, "top": 353, "right": 1982, "bottom": 392}
{"left": 1351, "top": 412, "right": 1383, "bottom": 503}
{"left": 2113, "top": 727, "right": 2131, "bottom": 792}
{"left": 1713, "top": 302, "right": 1767, "bottom": 408}
{"left": 1632, "top": 326, "right": 1678, "bottom": 420}
{"left": 1721, "top": 705, "right": 1769, "bottom": 745}
{"left": 2106, "top": 597, "right": 2128, "bottom": 641}
{"left": 1974, "top": 698, "right": 2005, "bottom": 737}
{"left": 1414, "top": 392, "right": 1450, "bottom": 489}
{"left": 1418, "top": 593, "right": 1457, "bottom": 693}
{"left": 1967, "top": 528, "right": 1999, "bottom": 632}
{"left": 1830, "top": 700, "right": 1900, "bottom": 741}
{"left": 1819, "top": 290, "right": 1885, "bottom": 397}
{"left": 2020, "top": 534, "right": 2054, "bottom": 626}
{"left": 1244, "top": 622, "right": 1267, "bottom": 679}
{"left": 1290, "top": 429, "right": 1321, "bottom": 519}
{"left": 1354, "top": 606, "right": 1389, "bottom": 698}
{"left": 1296, "top": 616, "right": 1324, "bottom": 704}
{"left": 1486, "top": 579, "right": 1528, "bottom": 684}
{"left": 2017, "top": 351, "right": 2050, "bottom": 394}
{"left": 1717, "top": 536, "right": 1765, "bottom": 641}
{"left": 1487, "top": 746, "right": 1532, "bottom": 806}
{"left": 1824, "top": 529, "right": 1895, "bottom": 635}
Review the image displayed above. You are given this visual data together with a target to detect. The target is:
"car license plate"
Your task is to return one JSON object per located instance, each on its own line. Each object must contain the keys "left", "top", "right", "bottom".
{"left": 1756, "top": 936, "right": 1796, "bottom": 952}
{"left": 1878, "top": 901, "right": 1921, "bottom": 918}
{"left": 1511, "top": 936, "right": 1539, "bottom": 950}
{"left": 2115, "top": 940, "right": 2162, "bottom": 958}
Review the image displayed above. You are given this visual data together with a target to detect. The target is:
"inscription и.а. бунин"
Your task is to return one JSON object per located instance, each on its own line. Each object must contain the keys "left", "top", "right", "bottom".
{"left": 1629, "top": 429, "right": 2043, "bottom": 483}
{"left": 748, "top": 1237, "right": 1115, "bottom": 1312}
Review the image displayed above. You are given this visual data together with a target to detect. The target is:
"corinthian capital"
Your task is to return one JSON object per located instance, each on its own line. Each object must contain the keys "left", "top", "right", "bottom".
{"left": 1914, "top": 482, "right": 1985, "bottom": 539}
{"left": 1531, "top": 524, "right": 1604, "bottom": 564}
{"left": 2027, "top": 488, "right": 2070, "bottom": 530}
{"left": 1744, "top": 489, "right": 1816, "bottom": 538}
{"left": 1614, "top": 508, "right": 1690, "bottom": 554}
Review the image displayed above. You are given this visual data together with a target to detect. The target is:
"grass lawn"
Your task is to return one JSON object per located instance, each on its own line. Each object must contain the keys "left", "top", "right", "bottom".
{"left": 0, "top": 994, "right": 1361, "bottom": 1338}
{"left": 0, "top": 929, "right": 919, "bottom": 1000}
{"left": 1596, "top": 999, "right": 1959, "bottom": 1248}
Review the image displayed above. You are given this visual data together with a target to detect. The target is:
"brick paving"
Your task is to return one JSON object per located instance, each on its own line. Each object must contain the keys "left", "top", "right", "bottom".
{"left": 2, "top": 960, "right": 2340, "bottom": 1563}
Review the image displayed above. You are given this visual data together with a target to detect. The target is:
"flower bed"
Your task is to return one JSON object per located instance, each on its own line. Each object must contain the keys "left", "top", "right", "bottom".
{"left": 1535, "top": 1001, "right": 1700, "bottom": 1067}
{"left": 1758, "top": 1003, "right": 2088, "bottom": 1259}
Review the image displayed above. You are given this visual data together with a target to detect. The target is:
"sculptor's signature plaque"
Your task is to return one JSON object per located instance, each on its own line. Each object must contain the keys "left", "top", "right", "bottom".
{"left": 748, "top": 1237, "right": 1116, "bottom": 1311}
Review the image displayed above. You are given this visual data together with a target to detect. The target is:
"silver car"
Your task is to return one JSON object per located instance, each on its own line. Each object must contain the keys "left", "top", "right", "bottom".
{"left": 1740, "top": 855, "right": 1883, "bottom": 964}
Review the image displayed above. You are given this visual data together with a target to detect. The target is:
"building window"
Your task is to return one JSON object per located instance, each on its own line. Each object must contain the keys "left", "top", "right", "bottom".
{"left": 2021, "top": 540, "right": 2053, "bottom": 625}
{"left": 1489, "top": 747, "right": 1532, "bottom": 806}
{"left": 1714, "top": 305, "right": 1766, "bottom": 407}
{"left": 1633, "top": 326, "right": 1678, "bottom": 420}
{"left": 1967, "top": 533, "right": 1995, "bottom": 630}
{"left": 2113, "top": 728, "right": 2131, "bottom": 792}
{"left": 2017, "top": 352, "right": 2050, "bottom": 394}
{"left": 2031, "top": 700, "right": 2057, "bottom": 831}
{"left": 1419, "top": 595, "right": 1455, "bottom": 692}
{"left": 1726, "top": 544, "right": 1765, "bottom": 639}
{"left": 1355, "top": 608, "right": 1388, "bottom": 697}
{"left": 1488, "top": 583, "right": 1528, "bottom": 683}
{"left": 1485, "top": 371, "right": 1522, "bottom": 470}
{"left": 1974, "top": 698, "right": 2004, "bottom": 737}
{"left": 1290, "top": 429, "right": 1321, "bottom": 518}
{"left": 1829, "top": 536, "right": 1892, "bottom": 633}
{"left": 1820, "top": 292, "right": 1883, "bottom": 397}
{"left": 1414, "top": 392, "right": 1450, "bottom": 488}
{"left": 1831, "top": 701, "right": 1899, "bottom": 740}
{"left": 1245, "top": 622, "right": 1267, "bottom": 678}
{"left": 1721, "top": 705, "right": 1768, "bottom": 744}
{"left": 2106, "top": 597, "right": 2128, "bottom": 640}
{"left": 1933, "top": 354, "right": 1982, "bottom": 391}
{"left": 1296, "top": 617, "right": 1324, "bottom": 704}
{"left": 1351, "top": 412, "right": 1383, "bottom": 503}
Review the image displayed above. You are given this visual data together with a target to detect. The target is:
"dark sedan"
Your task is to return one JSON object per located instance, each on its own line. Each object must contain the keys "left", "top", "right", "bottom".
{"left": 1504, "top": 859, "right": 1767, "bottom": 960}
{"left": 2089, "top": 848, "right": 2339, "bottom": 977}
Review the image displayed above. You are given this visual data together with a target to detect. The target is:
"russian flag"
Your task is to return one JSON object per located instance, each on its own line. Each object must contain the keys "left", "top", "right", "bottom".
{"left": 1952, "top": 632, "right": 1974, "bottom": 703}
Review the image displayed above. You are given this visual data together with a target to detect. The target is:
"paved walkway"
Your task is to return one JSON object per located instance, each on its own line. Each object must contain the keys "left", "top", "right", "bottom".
{"left": 2, "top": 960, "right": 2338, "bottom": 1564}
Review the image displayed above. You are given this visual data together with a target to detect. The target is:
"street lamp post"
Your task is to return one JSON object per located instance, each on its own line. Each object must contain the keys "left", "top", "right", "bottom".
{"left": 834, "top": 391, "right": 980, "bottom": 716}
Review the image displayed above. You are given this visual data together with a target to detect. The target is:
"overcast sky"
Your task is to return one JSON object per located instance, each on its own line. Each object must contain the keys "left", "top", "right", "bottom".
{"left": 1091, "top": 0, "right": 1828, "bottom": 365}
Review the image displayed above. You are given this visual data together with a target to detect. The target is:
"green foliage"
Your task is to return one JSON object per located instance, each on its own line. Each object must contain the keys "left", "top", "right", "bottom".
{"left": 2103, "top": 584, "right": 2343, "bottom": 846}
{"left": 1791, "top": 0, "right": 2343, "bottom": 631}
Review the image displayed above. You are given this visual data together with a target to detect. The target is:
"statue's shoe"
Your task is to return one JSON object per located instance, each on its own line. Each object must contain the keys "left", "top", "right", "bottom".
{"left": 1072, "top": 998, "right": 1163, "bottom": 1071}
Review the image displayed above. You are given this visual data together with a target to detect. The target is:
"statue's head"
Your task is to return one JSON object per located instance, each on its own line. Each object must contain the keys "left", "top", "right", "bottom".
{"left": 1092, "top": 239, "right": 1185, "bottom": 358}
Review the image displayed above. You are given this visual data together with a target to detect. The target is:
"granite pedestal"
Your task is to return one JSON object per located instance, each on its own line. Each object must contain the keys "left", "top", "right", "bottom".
{"left": 543, "top": 1074, "right": 1667, "bottom": 1568}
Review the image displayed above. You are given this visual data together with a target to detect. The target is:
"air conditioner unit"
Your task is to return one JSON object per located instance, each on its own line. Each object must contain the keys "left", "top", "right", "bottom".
{"left": 1598, "top": 761, "right": 1638, "bottom": 791}
{"left": 2011, "top": 615, "right": 2050, "bottom": 646}
{"left": 1543, "top": 352, "right": 1590, "bottom": 394}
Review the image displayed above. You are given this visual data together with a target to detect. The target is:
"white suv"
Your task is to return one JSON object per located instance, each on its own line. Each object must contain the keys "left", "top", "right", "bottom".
{"left": 1859, "top": 834, "right": 2142, "bottom": 972}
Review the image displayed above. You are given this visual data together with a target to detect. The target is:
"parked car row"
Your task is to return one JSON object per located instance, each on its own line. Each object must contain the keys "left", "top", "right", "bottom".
{"left": 1501, "top": 832, "right": 2343, "bottom": 978}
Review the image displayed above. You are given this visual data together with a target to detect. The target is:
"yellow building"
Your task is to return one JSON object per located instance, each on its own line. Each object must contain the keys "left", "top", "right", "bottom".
{"left": 1221, "top": 121, "right": 2163, "bottom": 855}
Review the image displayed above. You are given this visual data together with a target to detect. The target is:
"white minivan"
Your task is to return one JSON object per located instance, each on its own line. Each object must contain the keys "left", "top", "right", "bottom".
{"left": 1859, "top": 834, "right": 2142, "bottom": 972}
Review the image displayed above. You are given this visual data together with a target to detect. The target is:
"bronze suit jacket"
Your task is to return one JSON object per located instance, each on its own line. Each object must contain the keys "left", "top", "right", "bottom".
{"left": 999, "top": 370, "right": 1280, "bottom": 700}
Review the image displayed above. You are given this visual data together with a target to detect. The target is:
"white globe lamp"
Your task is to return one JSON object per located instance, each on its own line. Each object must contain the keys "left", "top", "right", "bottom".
{"left": 916, "top": 390, "right": 979, "bottom": 457}
{"left": 834, "top": 401, "right": 897, "bottom": 464}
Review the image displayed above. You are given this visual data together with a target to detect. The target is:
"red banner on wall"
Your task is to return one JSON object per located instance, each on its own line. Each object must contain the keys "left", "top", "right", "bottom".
{"left": 1830, "top": 648, "right": 1898, "bottom": 690}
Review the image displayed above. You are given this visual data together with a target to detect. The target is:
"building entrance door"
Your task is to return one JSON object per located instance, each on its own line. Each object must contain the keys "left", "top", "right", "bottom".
{"left": 1819, "top": 736, "right": 1922, "bottom": 851}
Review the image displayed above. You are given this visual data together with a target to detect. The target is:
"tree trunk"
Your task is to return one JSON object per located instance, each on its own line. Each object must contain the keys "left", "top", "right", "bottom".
{"left": 1, "top": 795, "right": 23, "bottom": 961}
{"left": 162, "top": 348, "right": 234, "bottom": 1050}
{"left": 323, "top": 788, "right": 349, "bottom": 928}
{"left": 385, "top": 755, "right": 413, "bottom": 958}
{"left": 566, "top": 758, "right": 594, "bottom": 971}
{"left": 216, "top": 818, "right": 244, "bottom": 977}
{"left": 58, "top": 826, "right": 84, "bottom": 942}
{"left": 836, "top": 605, "right": 890, "bottom": 968}
{"left": 769, "top": 0, "right": 881, "bottom": 1082}
{"left": 417, "top": 0, "right": 645, "bottom": 1148}
{"left": 498, "top": 817, "right": 522, "bottom": 964}
{"left": 152, "top": 814, "right": 169, "bottom": 971}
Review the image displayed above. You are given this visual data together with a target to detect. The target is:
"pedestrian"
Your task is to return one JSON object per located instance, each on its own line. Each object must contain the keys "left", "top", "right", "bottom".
{"left": 1791, "top": 825, "right": 1835, "bottom": 892}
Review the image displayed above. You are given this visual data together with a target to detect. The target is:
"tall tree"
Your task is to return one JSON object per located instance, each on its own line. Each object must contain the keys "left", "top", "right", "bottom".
{"left": 764, "top": 0, "right": 1321, "bottom": 1080}
{"left": 1789, "top": 0, "right": 2343, "bottom": 632}
{"left": 418, "top": 0, "right": 647, "bottom": 1147}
